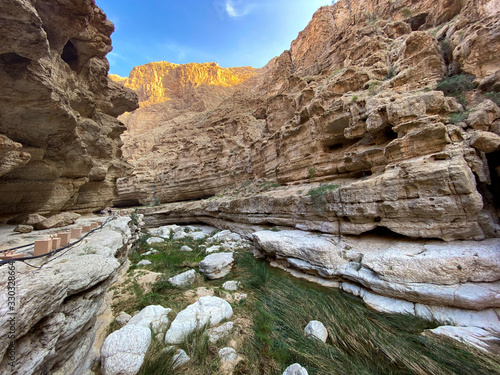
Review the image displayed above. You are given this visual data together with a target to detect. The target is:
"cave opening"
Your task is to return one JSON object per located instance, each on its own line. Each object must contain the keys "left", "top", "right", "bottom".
{"left": 61, "top": 40, "right": 79, "bottom": 71}
{"left": 486, "top": 150, "right": 500, "bottom": 213}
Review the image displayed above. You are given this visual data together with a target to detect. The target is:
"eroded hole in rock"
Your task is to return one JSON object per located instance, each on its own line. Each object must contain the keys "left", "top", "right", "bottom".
{"left": 384, "top": 126, "right": 398, "bottom": 141}
{"left": 349, "top": 170, "right": 373, "bottom": 179}
{"left": 409, "top": 13, "right": 428, "bottom": 31}
{"left": 113, "top": 199, "right": 141, "bottom": 208}
{"left": 363, "top": 226, "right": 410, "bottom": 239}
{"left": 1, "top": 52, "right": 30, "bottom": 64}
{"left": 486, "top": 150, "right": 500, "bottom": 213}
{"left": 61, "top": 40, "right": 79, "bottom": 71}
{"left": 1, "top": 52, "right": 31, "bottom": 77}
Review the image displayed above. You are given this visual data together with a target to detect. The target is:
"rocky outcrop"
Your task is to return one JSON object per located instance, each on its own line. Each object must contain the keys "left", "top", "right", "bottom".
{"left": 0, "top": 0, "right": 139, "bottom": 224}
{"left": 0, "top": 217, "right": 134, "bottom": 374}
{"left": 117, "top": 0, "right": 500, "bottom": 242}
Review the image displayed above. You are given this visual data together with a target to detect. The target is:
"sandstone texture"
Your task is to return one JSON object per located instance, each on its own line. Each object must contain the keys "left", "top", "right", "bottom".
{"left": 0, "top": 0, "right": 139, "bottom": 224}
{"left": 0, "top": 216, "right": 134, "bottom": 374}
{"left": 118, "top": 0, "right": 500, "bottom": 243}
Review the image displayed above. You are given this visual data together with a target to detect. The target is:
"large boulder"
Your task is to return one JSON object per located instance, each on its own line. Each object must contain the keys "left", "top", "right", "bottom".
{"left": 101, "top": 324, "right": 151, "bottom": 375}
{"left": 199, "top": 252, "right": 234, "bottom": 279}
{"left": 35, "top": 212, "right": 80, "bottom": 230}
{"left": 164, "top": 296, "right": 233, "bottom": 344}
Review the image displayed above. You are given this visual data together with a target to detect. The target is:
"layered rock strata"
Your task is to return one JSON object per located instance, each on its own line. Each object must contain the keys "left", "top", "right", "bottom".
{"left": 0, "top": 0, "right": 139, "bottom": 224}
{"left": 117, "top": 0, "right": 500, "bottom": 242}
{"left": 0, "top": 217, "right": 134, "bottom": 374}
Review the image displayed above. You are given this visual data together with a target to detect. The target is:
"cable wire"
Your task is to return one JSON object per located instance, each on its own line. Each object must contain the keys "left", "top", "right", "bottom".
{"left": 0, "top": 216, "right": 116, "bottom": 267}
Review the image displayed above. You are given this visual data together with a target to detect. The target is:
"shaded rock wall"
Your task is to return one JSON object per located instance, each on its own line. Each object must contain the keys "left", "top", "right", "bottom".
{"left": 118, "top": 0, "right": 500, "bottom": 241}
{"left": 0, "top": 0, "right": 139, "bottom": 223}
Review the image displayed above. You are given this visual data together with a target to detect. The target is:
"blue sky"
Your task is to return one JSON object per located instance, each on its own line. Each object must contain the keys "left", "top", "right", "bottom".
{"left": 95, "top": 0, "right": 332, "bottom": 77}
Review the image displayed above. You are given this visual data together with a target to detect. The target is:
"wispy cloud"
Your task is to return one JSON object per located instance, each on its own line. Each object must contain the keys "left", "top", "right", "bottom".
{"left": 214, "top": 0, "right": 257, "bottom": 19}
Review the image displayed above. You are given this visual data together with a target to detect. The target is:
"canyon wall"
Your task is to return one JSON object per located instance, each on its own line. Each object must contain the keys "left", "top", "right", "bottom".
{"left": 118, "top": 0, "right": 500, "bottom": 242}
{"left": 0, "top": 0, "right": 139, "bottom": 224}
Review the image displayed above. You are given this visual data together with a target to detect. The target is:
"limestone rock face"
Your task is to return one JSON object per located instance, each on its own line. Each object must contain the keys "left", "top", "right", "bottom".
{"left": 118, "top": 0, "right": 500, "bottom": 242}
{"left": 251, "top": 229, "right": 500, "bottom": 312}
{"left": 0, "top": 217, "right": 134, "bottom": 374}
{"left": 0, "top": 0, "right": 139, "bottom": 223}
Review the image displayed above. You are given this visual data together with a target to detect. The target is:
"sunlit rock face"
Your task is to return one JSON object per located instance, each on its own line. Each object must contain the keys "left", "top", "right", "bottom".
{"left": 118, "top": 0, "right": 500, "bottom": 242}
{"left": 0, "top": 0, "right": 139, "bottom": 223}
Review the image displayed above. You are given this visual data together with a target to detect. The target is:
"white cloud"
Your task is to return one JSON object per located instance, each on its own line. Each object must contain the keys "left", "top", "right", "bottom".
{"left": 225, "top": 1, "right": 239, "bottom": 17}
{"left": 214, "top": 0, "right": 256, "bottom": 19}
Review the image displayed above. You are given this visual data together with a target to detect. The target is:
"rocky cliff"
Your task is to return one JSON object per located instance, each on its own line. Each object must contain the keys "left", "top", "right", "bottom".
{"left": 118, "top": 0, "right": 500, "bottom": 242}
{"left": 0, "top": 0, "right": 139, "bottom": 224}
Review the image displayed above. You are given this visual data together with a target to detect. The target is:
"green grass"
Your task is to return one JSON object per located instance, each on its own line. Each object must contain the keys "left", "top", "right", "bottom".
{"left": 235, "top": 254, "right": 500, "bottom": 375}
{"left": 117, "top": 233, "right": 500, "bottom": 375}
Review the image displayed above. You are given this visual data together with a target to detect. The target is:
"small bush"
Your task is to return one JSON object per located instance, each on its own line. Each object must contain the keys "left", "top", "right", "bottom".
{"left": 351, "top": 95, "right": 359, "bottom": 102}
{"left": 386, "top": 65, "right": 396, "bottom": 80}
{"left": 308, "top": 167, "right": 316, "bottom": 180}
{"left": 436, "top": 74, "right": 476, "bottom": 105}
{"left": 449, "top": 110, "right": 470, "bottom": 124}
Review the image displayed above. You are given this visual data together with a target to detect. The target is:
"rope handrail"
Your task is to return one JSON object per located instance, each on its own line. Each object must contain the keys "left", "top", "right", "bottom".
{"left": 0, "top": 216, "right": 117, "bottom": 267}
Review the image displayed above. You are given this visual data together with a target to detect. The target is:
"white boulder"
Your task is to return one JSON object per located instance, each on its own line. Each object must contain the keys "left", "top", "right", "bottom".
{"left": 146, "top": 237, "right": 163, "bottom": 244}
{"left": 189, "top": 231, "right": 207, "bottom": 241}
{"left": 168, "top": 270, "right": 197, "bottom": 287}
{"left": 283, "top": 363, "right": 309, "bottom": 375}
{"left": 206, "top": 321, "right": 234, "bottom": 343}
{"left": 115, "top": 311, "right": 131, "bottom": 327}
{"left": 218, "top": 347, "right": 238, "bottom": 361}
{"left": 137, "top": 260, "right": 152, "bottom": 266}
{"left": 222, "top": 281, "right": 239, "bottom": 291}
{"left": 304, "top": 320, "right": 328, "bottom": 342}
{"left": 128, "top": 305, "right": 172, "bottom": 336}
{"left": 173, "top": 231, "right": 187, "bottom": 240}
{"left": 101, "top": 324, "right": 151, "bottom": 375}
{"left": 172, "top": 349, "right": 190, "bottom": 368}
{"left": 199, "top": 252, "right": 234, "bottom": 279}
{"left": 206, "top": 245, "right": 221, "bottom": 253}
{"left": 180, "top": 245, "right": 193, "bottom": 252}
{"left": 164, "top": 296, "right": 233, "bottom": 344}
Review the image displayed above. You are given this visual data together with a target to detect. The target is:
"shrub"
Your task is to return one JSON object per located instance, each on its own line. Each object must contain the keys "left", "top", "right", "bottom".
{"left": 386, "top": 65, "right": 396, "bottom": 80}
{"left": 436, "top": 74, "right": 476, "bottom": 105}
{"left": 308, "top": 167, "right": 316, "bottom": 180}
{"left": 449, "top": 110, "right": 470, "bottom": 124}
